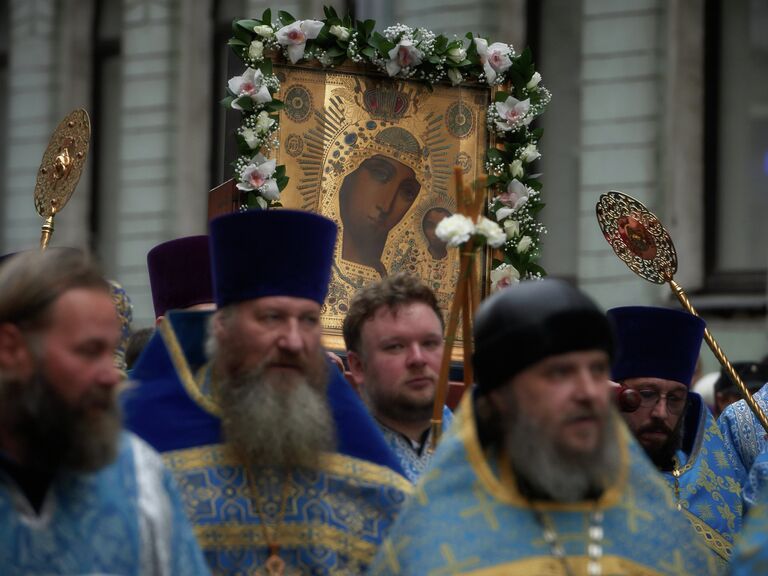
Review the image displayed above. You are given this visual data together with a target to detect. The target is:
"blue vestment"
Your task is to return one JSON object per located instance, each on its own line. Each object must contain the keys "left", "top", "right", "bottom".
{"left": 0, "top": 432, "right": 209, "bottom": 575}
{"left": 122, "top": 310, "right": 411, "bottom": 574}
{"left": 369, "top": 395, "right": 724, "bottom": 576}
{"left": 718, "top": 382, "right": 768, "bottom": 507}
{"left": 660, "top": 393, "right": 744, "bottom": 561}
{"left": 378, "top": 406, "right": 454, "bottom": 483}
{"left": 730, "top": 478, "right": 768, "bottom": 574}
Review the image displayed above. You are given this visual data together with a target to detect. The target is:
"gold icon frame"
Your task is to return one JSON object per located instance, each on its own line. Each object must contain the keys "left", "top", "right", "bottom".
{"left": 272, "top": 63, "right": 492, "bottom": 357}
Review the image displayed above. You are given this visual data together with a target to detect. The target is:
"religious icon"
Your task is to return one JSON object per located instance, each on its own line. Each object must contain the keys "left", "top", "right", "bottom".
{"left": 617, "top": 215, "right": 657, "bottom": 260}
{"left": 274, "top": 64, "right": 490, "bottom": 354}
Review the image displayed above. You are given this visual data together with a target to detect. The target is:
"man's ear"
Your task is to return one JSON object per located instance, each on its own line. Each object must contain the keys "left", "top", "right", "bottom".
{"left": 0, "top": 323, "right": 34, "bottom": 377}
{"left": 212, "top": 310, "right": 228, "bottom": 341}
{"left": 346, "top": 350, "right": 365, "bottom": 388}
{"left": 487, "top": 387, "right": 510, "bottom": 417}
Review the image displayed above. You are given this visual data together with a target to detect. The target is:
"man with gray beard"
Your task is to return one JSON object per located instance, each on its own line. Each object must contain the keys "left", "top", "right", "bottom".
{"left": 370, "top": 278, "right": 723, "bottom": 576}
{"left": 209, "top": 306, "right": 336, "bottom": 470}
{"left": 126, "top": 209, "right": 411, "bottom": 575}
{"left": 0, "top": 248, "right": 209, "bottom": 575}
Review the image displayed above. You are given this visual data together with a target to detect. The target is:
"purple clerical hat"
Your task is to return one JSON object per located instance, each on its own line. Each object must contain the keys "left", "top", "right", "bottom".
{"left": 147, "top": 235, "right": 213, "bottom": 318}
{"left": 209, "top": 210, "right": 337, "bottom": 307}
{"left": 608, "top": 306, "right": 705, "bottom": 387}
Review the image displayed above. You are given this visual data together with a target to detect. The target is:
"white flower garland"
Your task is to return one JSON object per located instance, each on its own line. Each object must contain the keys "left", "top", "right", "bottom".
{"left": 224, "top": 6, "right": 551, "bottom": 284}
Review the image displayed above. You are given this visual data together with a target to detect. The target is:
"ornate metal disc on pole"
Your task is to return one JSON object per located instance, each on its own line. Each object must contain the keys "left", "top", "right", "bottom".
{"left": 33, "top": 109, "right": 91, "bottom": 250}
{"left": 596, "top": 190, "right": 768, "bottom": 434}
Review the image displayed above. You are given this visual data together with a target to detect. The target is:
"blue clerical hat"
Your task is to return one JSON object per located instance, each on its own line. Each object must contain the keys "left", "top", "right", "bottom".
{"left": 608, "top": 306, "right": 705, "bottom": 386}
{"left": 147, "top": 235, "right": 213, "bottom": 318}
{"left": 209, "top": 210, "right": 337, "bottom": 307}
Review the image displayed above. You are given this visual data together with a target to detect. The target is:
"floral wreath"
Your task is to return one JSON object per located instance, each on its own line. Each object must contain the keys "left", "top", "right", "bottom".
{"left": 223, "top": 6, "right": 551, "bottom": 287}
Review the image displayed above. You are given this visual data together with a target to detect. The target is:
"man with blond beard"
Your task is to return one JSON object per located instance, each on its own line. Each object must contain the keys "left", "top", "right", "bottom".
{"left": 0, "top": 249, "right": 208, "bottom": 575}
{"left": 124, "top": 209, "right": 410, "bottom": 575}
{"left": 370, "top": 279, "right": 721, "bottom": 575}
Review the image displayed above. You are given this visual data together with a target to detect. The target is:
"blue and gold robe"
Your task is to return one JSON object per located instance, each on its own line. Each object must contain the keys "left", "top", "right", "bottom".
{"left": 379, "top": 406, "right": 454, "bottom": 483}
{"left": 662, "top": 392, "right": 744, "bottom": 561}
{"left": 369, "top": 395, "right": 724, "bottom": 576}
{"left": 730, "top": 479, "right": 768, "bottom": 575}
{"left": 122, "top": 310, "right": 411, "bottom": 575}
{"left": 718, "top": 382, "right": 768, "bottom": 507}
{"left": 0, "top": 432, "right": 209, "bottom": 575}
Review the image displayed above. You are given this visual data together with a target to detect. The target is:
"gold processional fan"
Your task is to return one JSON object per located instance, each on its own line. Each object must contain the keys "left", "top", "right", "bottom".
{"left": 34, "top": 109, "right": 91, "bottom": 250}
{"left": 596, "top": 190, "right": 768, "bottom": 434}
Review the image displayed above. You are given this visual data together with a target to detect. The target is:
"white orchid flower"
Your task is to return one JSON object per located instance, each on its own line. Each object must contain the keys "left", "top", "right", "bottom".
{"left": 474, "top": 38, "right": 512, "bottom": 83}
{"left": 236, "top": 154, "right": 279, "bottom": 200}
{"left": 494, "top": 96, "right": 531, "bottom": 132}
{"left": 498, "top": 179, "right": 532, "bottom": 211}
{"left": 386, "top": 39, "right": 424, "bottom": 76}
{"left": 276, "top": 19, "right": 324, "bottom": 64}
{"left": 490, "top": 263, "right": 520, "bottom": 292}
{"left": 228, "top": 67, "right": 272, "bottom": 110}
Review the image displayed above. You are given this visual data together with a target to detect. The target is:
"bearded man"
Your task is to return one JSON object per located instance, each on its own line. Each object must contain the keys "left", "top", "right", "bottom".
{"left": 344, "top": 272, "right": 451, "bottom": 482}
{"left": 609, "top": 306, "right": 744, "bottom": 562}
{"left": 123, "top": 209, "right": 410, "bottom": 575}
{"left": 370, "top": 279, "right": 721, "bottom": 575}
{"left": 0, "top": 248, "right": 208, "bottom": 574}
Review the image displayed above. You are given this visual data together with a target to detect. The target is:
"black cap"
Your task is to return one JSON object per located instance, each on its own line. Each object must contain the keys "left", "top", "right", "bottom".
{"left": 472, "top": 278, "right": 614, "bottom": 393}
{"left": 715, "top": 362, "right": 768, "bottom": 395}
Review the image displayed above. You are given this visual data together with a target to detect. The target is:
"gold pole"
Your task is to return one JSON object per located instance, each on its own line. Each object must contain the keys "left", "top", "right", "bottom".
{"left": 39, "top": 202, "right": 57, "bottom": 251}
{"left": 430, "top": 247, "right": 473, "bottom": 450}
{"left": 668, "top": 278, "right": 768, "bottom": 434}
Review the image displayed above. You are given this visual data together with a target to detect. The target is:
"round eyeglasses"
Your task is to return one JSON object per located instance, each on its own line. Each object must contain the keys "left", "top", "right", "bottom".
{"left": 635, "top": 389, "right": 688, "bottom": 415}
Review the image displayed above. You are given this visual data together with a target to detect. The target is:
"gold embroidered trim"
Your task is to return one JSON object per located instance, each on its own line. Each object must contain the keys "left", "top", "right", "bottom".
{"left": 163, "top": 443, "right": 413, "bottom": 494}
{"left": 193, "top": 522, "right": 378, "bottom": 562}
{"left": 682, "top": 507, "right": 732, "bottom": 561}
{"left": 460, "top": 555, "right": 666, "bottom": 576}
{"left": 458, "top": 394, "right": 629, "bottom": 510}
{"left": 158, "top": 318, "right": 221, "bottom": 417}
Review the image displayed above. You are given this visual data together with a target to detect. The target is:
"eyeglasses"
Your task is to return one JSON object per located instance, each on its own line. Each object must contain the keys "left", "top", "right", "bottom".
{"left": 636, "top": 389, "right": 688, "bottom": 415}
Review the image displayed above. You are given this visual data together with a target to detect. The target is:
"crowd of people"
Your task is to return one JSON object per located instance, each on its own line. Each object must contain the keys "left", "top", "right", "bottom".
{"left": 1, "top": 207, "right": 768, "bottom": 575}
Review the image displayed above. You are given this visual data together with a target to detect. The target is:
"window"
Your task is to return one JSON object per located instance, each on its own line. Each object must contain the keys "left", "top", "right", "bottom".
{"left": 705, "top": 0, "right": 768, "bottom": 294}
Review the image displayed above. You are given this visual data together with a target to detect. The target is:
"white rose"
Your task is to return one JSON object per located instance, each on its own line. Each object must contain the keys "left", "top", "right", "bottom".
{"left": 527, "top": 71, "right": 542, "bottom": 90}
{"left": 509, "top": 159, "right": 524, "bottom": 179}
{"left": 241, "top": 127, "right": 260, "bottom": 149}
{"left": 496, "top": 207, "right": 514, "bottom": 221}
{"left": 435, "top": 214, "right": 475, "bottom": 247}
{"left": 255, "top": 111, "right": 274, "bottom": 132}
{"left": 517, "top": 235, "right": 533, "bottom": 253}
{"left": 504, "top": 219, "right": 520, "bottom": 238}
{"left": 447, "top": 67, "right": 462, "bottom": 86}
{"left": 474, "top": 217, "right": 506, "bottom": 248}
{"left": 521, "top": 143, "right": 540, "bottom": 163}
{"left": 447, "top": 46, "right": 466, "bottom": 63}
{"left": 329, "top": 24, "right": 351, "bottom": 41}
{"left": 248, "top": 40, "right": 264, "bottom": 60}
{"left": 253, "top": 25, "right": 274, "bottom": 38}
